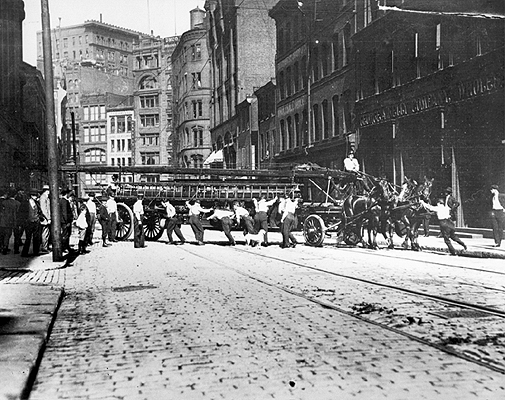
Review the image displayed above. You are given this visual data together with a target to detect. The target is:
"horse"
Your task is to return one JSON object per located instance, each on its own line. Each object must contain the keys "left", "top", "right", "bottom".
{"left": 342, "top": 175, "right": 395, "bottom": 249}
{"left": 381, "top": 176, "right": 434, "bottom": 251}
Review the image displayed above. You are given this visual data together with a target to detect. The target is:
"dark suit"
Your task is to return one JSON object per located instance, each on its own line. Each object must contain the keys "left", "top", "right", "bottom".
{"left": 19, "top": 198, "right": 41, "bottom": 256}
{"left": 60, "top": 197, "right": 74, "bottom": 251}
{"left": 0, "top": 198, "right": 20, "bottom": 253}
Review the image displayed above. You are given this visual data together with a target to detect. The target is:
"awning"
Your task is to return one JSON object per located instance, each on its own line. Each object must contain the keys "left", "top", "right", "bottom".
{"left": 203, "top": 150, "right": 224, "bottom": 166}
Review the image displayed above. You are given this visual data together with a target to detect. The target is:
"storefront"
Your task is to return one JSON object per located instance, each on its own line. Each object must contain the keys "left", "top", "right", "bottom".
{"left": 355, "top": 50, "right": 504, "bottom": 228}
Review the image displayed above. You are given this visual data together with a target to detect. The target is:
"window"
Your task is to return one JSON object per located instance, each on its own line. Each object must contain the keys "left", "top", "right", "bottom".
{"left": 84, "top": 173, "right": 107, "bottom": 185}
{"left": 141, "top": 152, "right": 159, "bottom": 165}
{"left": 140, "top": 95, "right": 159, "bottom": 108}
{"left": 191, "top": 43, "right": 201, "bottom": 60}
{"left": 83, "top": 124, "right": 106, "bottom": 143}
{"left": 193, "top": 127, "right": 203, "bottom": 147}
{"left": 192, "top": 100, "right": 203, "bottom": 118}
{"left": 140, "top": 114, "right": 160, "bottom": 127}
{"left": 84, "top": 148, "right": 106, "bottom": 164}
{"left": 116, "top": 116, "right": 126, "bottom": 133}
{"left": 332, "top": 95, "right": 339, "bottom": 136}
{"left": 141, "top": 135, "right": 159, "bottom": 146}
{"left": 139, "top": 76, "right": 158, "bottom": 90}
{"left": 63, "top": 38, "right": 68, "bottom": 48}
{"left": 364, "top": 0, "right": 372, "bottom": 27}
{"left": 191, "top": 72, "right": 202, "bottom": 89}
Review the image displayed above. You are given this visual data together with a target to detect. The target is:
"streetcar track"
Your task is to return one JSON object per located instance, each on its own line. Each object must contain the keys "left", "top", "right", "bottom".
{"left": 334, "top": 245, "right": 505, "bottom": 276}
{"left": 228, "top": 246, "right": 505, "bottom": 318}
{"left": 178, "top": 245, "right": 505, "bottom": 375}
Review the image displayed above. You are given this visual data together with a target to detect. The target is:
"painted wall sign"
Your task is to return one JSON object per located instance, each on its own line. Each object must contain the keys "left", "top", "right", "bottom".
{"left": 359, "top": 73, "right": 504, "bottom": 128}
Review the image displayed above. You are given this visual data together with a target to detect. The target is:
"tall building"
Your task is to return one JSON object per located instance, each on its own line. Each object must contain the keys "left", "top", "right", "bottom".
{"left": 1, "top": 0, "right": 47, "bottom": 190}
{"left": 204, "top": 0, "right": 278, "bottom": 169}
{"left": 353, "top": 0, "right": 505, "bottom": 227}
{"left": 37, "top": 20, "right": 143, "bottom": 193}
{"left": 172, "top": 7, "right": 213, "bottom": 169}
{"left": 270, "top": 0, "right": 366, "bottom": 170}
{"left": 132, "top": 35, "right": 179, "bottom": 182}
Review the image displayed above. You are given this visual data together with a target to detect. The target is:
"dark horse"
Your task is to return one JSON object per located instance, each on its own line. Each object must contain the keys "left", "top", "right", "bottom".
{"left": 380, "top": 176, "right": 434, "bottom": 251}
{"left": 342, "top": 175, "right": 395, "bottom": 249}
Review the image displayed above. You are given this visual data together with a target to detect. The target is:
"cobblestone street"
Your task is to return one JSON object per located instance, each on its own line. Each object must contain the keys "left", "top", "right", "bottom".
{"left": 23, "top": 229, "right": 505, "bottom": 400}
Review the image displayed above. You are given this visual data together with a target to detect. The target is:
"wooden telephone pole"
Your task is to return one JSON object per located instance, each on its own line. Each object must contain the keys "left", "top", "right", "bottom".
{"left": 41, "top": 0, "right": 63, "bottom": 261}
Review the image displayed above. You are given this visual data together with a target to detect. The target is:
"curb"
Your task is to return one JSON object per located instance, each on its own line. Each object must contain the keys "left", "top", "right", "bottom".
{"left": 0, "top": 284, "right": 64, "bottom": 400}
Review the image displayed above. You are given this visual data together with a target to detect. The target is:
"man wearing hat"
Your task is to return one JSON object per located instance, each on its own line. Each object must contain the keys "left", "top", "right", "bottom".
{"left": 85, "top": 192, "right": 97, "bottom": 246}
{"left": 60, "top": 189, "right": 74, "bottom": 253}
{"left": 133, "top": 193, "right": 146, "bottom": 248}
{"left": 39, "top": 184, "right": 51, "bottom": 253}
{"left": 343, "top": 150, "right": 360, "bottom": 173}
{"left": 19, "top": 189, "right": 42, "bottom": 257}
{"left": 443, "top": 186, "right": 459, "bottom": 223}
{"left": 490, "top": 184, "right": 505, "bottom": 247}
{"left": 97, "top": 194, "right": 111, "bottom": 247}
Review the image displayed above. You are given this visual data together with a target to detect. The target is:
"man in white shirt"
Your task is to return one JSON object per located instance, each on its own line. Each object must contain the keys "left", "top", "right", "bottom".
{"left": 280, "top": 196, "right": 299, "bottom": 248}
{"left": 106, "top": 190, "right": 118, "bottom": 242}
{"left": 133, "top": 193, "right": 146, "bottom": 248}
{"left": 185, "top": 199, "right": 212, "bottom": 245}
{"left": 162, "top": 199, "right": 186, "bottom": 245}
{"left": 490, "top": 184, "right": 505, "bottom": 247}
{"left": 253, "top": 195, "right": 277, "bottom": 246}
{"left": 39, "top": 185, "right": 51, "bottom": 253}
{"left": 420, "top": 198, "right": 466, "bottom": 255}
{"left": 233, "top": 201, "right": 255, "bottom": 235}
{"left": 343, "top": 150, "right": 360, "bottom": 172}
{"left": 85, "top": 192, "right": 97, "bottom": 246}
{"left": 207, "top": 206, "right": 236, "bottom": 246}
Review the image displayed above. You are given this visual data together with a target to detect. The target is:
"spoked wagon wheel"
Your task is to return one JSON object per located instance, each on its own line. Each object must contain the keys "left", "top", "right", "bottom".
{"left": 143, "top": 211, "right": 164, "bottom": 241}
{"left": 116, "top": 203, "right": 134, "bottom": 241}
{"left": 303, "top": 215, "right": 326, "bottom": 247}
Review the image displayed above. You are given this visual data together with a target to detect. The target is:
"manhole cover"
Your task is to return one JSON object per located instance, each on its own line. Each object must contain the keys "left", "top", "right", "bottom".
{"left": 112, "top": 285, "right": 158, "bottom": 293}
{"left": 434, "top": 309, "right": 491, "bottom": 319}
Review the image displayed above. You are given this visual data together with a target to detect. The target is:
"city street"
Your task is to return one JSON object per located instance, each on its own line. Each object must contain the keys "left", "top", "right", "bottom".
{"left": 16, "top": 227, "right": 505, "bottom": 400}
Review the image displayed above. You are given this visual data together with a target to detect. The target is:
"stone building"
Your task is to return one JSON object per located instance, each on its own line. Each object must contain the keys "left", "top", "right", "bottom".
{"left": 269, "top": 0, "right": 374, "bottom": 170}
{"left": 1, "top": 0, "right": 47, "bottom": 191}
{"left": 132, "top": 35, "right": 179, "bottom": 182}
{"left": 353, "top": 0, "right": 505, "bottom": 227}
{"left": 172, "top": 7, "right": 213, "bottom": 169}
{"left": 204, "top": 0, "right": 278, "bottom": 169}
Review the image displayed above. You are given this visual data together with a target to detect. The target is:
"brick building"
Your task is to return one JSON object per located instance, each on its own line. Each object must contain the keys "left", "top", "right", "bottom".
{"left": 132, "top": 35, "right": 179, "bottom": 182}
{"left": 353, "top": 0, "right": 505, "bottom": 227}
{"left": 1, "top": 0, "right": 47, "bottom": 191}
{"left": 204, "top": 0, "right": 277, "bottom": 169}
{"left": 172, "top": 7, "right": 213, "bottom": 169}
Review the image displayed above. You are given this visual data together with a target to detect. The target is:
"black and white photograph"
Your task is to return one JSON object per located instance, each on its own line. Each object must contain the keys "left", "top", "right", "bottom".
{"left": 0, "top": 0, "right": 504, "bottom": 399}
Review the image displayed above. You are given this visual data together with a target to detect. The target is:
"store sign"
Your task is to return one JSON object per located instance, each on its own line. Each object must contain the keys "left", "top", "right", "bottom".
{"left": 359, "top": 72, "right": 504, "bottom": 128}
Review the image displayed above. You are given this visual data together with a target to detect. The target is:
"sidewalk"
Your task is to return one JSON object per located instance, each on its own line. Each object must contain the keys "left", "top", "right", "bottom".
{"left": 0, "top": 228, "right": 504, "bottom": 400}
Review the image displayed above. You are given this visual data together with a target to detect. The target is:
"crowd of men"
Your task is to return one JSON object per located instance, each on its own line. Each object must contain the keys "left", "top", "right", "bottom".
{"left": 0, "top": 185, "right": 122, "bottom": 257}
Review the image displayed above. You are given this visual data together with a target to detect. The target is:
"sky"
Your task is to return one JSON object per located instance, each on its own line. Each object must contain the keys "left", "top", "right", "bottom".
{"left": 22, "top": 0, "right": 205, "bottom": 65}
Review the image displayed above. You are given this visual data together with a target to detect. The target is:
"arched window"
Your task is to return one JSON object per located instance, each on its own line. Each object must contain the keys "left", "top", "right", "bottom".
{"left": 193, "top": 126, "right": 203, "bottom": 147}
{"left": 224, "top": 132, "right": 232, "bottom": 147}
{"left": 84, "top": 148, "right": 106, "bottom": 164}
{"left": 217, "top": 135, "right": 223, "bottom": 150}
{"left": 139, "top": 75, "right": 158, "bottom": 90}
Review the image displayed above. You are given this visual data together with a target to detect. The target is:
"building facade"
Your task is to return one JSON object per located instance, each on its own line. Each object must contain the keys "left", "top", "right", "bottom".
{"left": 353, "top": 0, "right": 505, "bottom": 227}
{"left": 132, "top": 35, "right": 179, "bottom": 182}
{"left": 204, "top": 0, "right": 277, "bottom": 169}
{"left": 1, "top": 0, "right": 47, "bottom": 191}
{"left": 172, "top": 7, "right": 213, "bottom": 169}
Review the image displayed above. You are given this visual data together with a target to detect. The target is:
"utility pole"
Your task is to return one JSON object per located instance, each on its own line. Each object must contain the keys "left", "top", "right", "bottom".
{"left": 41, "top": 0, "right": 63, "bottom": 261}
